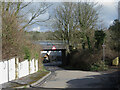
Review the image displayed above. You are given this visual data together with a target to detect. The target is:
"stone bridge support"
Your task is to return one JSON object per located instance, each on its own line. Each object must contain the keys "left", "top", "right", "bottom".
{"left": 61, "top": 49, "right": 67, "bottom": 66}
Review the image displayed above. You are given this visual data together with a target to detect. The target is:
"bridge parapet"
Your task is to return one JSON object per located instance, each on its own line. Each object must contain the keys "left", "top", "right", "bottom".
{"left": 35, "top": 40, "right": 67, "bottom": 50}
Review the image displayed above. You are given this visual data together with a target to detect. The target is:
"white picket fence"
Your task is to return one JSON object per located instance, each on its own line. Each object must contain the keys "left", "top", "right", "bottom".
{"left": 0, "top": 58, "right": 38, "bottom": 84}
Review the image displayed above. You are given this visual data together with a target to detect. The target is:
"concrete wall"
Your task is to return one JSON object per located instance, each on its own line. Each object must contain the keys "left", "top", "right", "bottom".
{"left": 0, "top": 58, "right": 39, "bottom": 84}
{"left": 0, "top": 60, "right": 8, "bottom": 84}
{"left": 19, "top": 60, "right": 29, "bottom": 78}
{"left": 8, "top": 58, "right": 15, "bottom": 81}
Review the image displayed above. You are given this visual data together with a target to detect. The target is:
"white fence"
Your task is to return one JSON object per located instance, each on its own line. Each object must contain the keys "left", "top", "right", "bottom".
{"left": 0, "top": 58, "right": 38, "bottom": 84}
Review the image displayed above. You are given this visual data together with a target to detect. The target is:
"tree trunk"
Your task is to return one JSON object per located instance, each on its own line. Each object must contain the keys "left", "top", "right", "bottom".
{"left": 86, "top": 36, "right": 91, "bottom": 50}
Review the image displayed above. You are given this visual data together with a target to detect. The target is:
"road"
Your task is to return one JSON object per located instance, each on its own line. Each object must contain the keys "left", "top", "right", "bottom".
{"left": 43, "top": 61, "right": 63, "bottom": 71}
{"left": 33, "top": 61, "right": 119, "bottom": 88}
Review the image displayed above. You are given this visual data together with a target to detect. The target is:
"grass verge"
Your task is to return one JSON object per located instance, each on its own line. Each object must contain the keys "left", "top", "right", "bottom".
{"left": 8, "top": 71, "right": 49, "bottom": 88}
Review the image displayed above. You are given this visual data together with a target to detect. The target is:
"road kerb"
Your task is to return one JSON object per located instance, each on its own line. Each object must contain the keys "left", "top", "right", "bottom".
{"left": 15, "top": 71, "right": 51, "bottom": 88}
{"left": 31, "top": 71, "right": 51, "bottom": 86}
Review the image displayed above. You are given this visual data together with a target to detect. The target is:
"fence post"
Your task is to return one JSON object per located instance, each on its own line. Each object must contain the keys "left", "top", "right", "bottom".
{"left": 7, "top": 60, "right": 9, "bottom": 82}
{"left": 34, "top": 59, "right": 36, "bottom": 72}
{"left": 15, "top": 58, "right": 19, "bottom": 79}
{"left": 28, "top": 60, "right": 30, "bottom": 74}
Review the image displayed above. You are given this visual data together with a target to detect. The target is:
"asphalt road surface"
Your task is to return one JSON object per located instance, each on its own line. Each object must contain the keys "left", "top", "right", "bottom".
{"left": 33, "top": 61, "right": 119, "bottom": 88}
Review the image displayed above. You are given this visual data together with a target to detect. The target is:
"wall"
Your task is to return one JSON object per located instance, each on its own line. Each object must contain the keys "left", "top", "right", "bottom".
{"left": 0, "top": 58, "right": 38, "bottom": 85}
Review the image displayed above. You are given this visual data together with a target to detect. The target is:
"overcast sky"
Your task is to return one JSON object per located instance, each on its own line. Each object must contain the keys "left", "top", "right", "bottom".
{"left": 25, "top": 0, "right": 120, "bottom": 32}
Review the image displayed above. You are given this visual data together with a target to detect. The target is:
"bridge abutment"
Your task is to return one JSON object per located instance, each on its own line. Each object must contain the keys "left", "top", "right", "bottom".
{"left": 61, "top": 50, "right": 67, "bottom": 66}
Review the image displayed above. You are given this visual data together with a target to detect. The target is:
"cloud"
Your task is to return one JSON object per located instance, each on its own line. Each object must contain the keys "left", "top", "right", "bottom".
{"left": 26, "top": 1, "right": 119, "bottom": 31}
{"left": 109, "top": 20, "right": 114, "bottom": 25}
{"left": 32, "top": 26, "right": 40, "bottom": 31}
{"left": 96, "top": 1, "right": 118, "bottom": 28}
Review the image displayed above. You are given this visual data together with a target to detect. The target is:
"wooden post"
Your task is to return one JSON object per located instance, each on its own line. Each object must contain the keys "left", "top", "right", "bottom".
{"left": 15, "top": 58, "right": 18, "bottom": 79}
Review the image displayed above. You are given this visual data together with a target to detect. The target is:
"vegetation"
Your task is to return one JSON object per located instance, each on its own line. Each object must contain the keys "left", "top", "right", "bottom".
{"left": 90, "top": 61, "right": 108, "bottom": 71}
{"left": 1, "top": 2, "right": 52, "bottom": 71}
{"left": 2, "top": 8, "right": 40, "bottom": 60}
{"left": 49, "top": 2, "right": 119, "bottom": 71}
{"left": 67, "top": 48, "right": 117, "bottom": 71}
{"left": 21, "top": 2, "right": 120, "bottom": 71}
{"left": 68, "top": 49, "right": 102, "bottom": 70}
{"left": 48, "top": 2, "right": 110, "bottom": 71}
{"left": 51, "top": 2, "right": 101, "bottom": 51}
{"left": 25, "top": 31, "right": 53, "bottom": 41}
{"left": 2, "top": 10, "right": 24, "bottom": 60}
{"left": 1, "top": 2, "right": 119, "bottom": 72}
{"left": 108, "top": 19, "right": 120, "bottom": 52}
{"left": 23, "top": 46, "right": 31, "bottom": 61}
{"left": 11, "top": 71, "right": 49, "bottom": 88}
{"left": 94, "top": 30, "right": 106, "bottom": 49}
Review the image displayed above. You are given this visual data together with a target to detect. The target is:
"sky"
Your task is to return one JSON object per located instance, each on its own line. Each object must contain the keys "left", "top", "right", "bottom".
{"left": 24, "top": 0, "right": 120, "bottom": 32}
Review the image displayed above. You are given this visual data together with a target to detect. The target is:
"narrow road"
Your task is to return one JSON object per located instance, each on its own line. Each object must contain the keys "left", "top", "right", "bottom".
{"left": 43, "top": 61, "right": 63, "bottom": 72}
{"left": 34, "top": 61, "right": 119, "bottom": 88}
{"left": 34, "top": 61, "right": 63, "bottom": 87}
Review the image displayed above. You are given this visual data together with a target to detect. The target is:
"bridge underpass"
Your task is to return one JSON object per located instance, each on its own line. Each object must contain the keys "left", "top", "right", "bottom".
{"left": 35, "top": 40, "right": 68, "bottom": 66}
{"left": 42, "top": 49, "right": 66, "bottom": 66}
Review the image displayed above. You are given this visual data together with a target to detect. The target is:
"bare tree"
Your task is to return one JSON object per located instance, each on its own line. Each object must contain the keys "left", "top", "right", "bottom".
{"left": 52, "top": 2, "right": 101, "bottom": 51}
{"left": 1, "top": 1, "right": 52, "bottom": 61}
{"left": 76, "top": 2, "right": 100, "bottom": 50}
{"left": 2, "top": 2, "right": 52, "bottom": 31}
{"left": 52, "top": 2, "right": 78, "bottom": 52}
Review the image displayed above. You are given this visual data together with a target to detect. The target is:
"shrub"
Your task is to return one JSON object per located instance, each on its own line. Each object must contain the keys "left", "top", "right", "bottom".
{"left": 2, "top": 4, "right": 43, "bottom": 70}
{"left": 90, "top": 61, "right": 108, "bottom": 71}
{"left": 2, "top": 8, "right": 42, "bottom": 63}
{"left": 35, "top": 53, "right": 39, "bottom": 60}
{"left": 69, "top": 45, "right": 119, "bottom": 71}
{"left": 23, "top": 47, "right": 31, "bottom": 60}
{"left": 104, "top": 47, "right": 118, "bottom": 65}
{"left": 2, "top": 10, "right": 24, "bottom": 60}
{"left": 69, "top": 49, "right": 103, "bottom": 70}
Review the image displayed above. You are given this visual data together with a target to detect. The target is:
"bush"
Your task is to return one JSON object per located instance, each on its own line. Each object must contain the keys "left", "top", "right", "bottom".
{"left": 2, "top": 10, "right": 24, "bottom": 59}
{"left": 90, "top": 61, "right": 108, "bottom": 71}
{"left": 24, "top": 47, "right": 31, "bottom": 60}
{"left": 2, "top": 4, "right": 43, "bottom": 70}
{"left": 68, "top": 46, "right": 119, "bottom": 71}
{"left": 104, "top": 47, "right": 118, "bottom": 66}
{"left": 2, "top": 9, "right": 42, "bottom": 63}
{"left": 35, "top": 53, "right": 39, "bottom": 60}
{"left": 69, "top": 49, "right": 103, "bottom": 70}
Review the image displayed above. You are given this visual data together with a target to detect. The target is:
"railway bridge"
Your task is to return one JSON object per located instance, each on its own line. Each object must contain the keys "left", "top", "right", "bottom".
{"left": 35, "top": 40, "right": 68, "bottom": 66}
